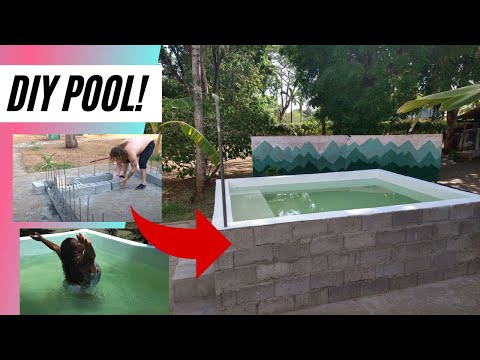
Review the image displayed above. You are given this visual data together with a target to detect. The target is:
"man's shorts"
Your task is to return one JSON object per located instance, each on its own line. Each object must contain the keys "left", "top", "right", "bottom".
{"left": 139, "top": 140, "right": 155, "bottom": 169}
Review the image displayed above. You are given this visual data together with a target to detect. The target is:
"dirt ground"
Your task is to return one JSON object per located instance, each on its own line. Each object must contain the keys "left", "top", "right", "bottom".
{"left": 438, "top": 157, "right": 480, "bottom": 194}
{"left": 15, "top": 134, "right": 159, "bottom": 173}
{"left": 162, "top": 158, "right": 253, "bottom": 222}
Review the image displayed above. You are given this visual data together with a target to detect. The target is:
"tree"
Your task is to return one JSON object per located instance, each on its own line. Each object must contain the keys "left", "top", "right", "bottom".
{"left": 284, "top": 45, "right": 480, "bottom": 139}
{"left": 65, "top": 134, "right": 77, "bottom": 148}
{"left": 283, "top": 45, "right": 426, "bottom": 135}
{"left": 415, "top": 46, "right": 480, "bottom": 151}
{"left": 191, "top": 45, "right": 207, "bottom": 199}
{"left": 398, "top": 83, "right": 480, "bottom": 150}
{"left": 161, "top": 45, "right": 277, "bottom": 180}
{"left": 270, "top": 50, "right": 298, "bottom": 123}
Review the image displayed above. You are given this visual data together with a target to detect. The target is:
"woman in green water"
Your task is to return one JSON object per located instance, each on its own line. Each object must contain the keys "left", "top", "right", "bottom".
{"left": 30, "top": 232, "right": 101, "bottom": 291}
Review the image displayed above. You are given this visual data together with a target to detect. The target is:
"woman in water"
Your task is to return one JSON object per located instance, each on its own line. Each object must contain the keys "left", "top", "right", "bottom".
{"left": 30, "top": 232, "right": 101, "bottom": 291}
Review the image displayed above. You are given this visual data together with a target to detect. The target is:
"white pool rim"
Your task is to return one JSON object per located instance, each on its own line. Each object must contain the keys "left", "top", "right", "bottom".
{"left": 213, "top": 169, "right": 480, "bottom": 230}
{"left": 20, "top": 229, "right": 153, "bottom": 248}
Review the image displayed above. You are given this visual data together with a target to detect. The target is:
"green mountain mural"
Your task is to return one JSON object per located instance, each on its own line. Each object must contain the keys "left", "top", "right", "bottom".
{"left": 253, "top": 137, "right": 442, "bottom": 181}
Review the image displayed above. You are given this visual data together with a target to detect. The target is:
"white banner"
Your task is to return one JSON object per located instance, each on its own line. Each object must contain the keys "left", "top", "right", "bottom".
{"left": 0, "top": 65, "right": 162, "bottom": 122}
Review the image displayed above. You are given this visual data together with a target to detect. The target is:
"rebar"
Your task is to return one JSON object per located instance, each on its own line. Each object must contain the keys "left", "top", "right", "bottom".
{"left": 102, "top": 212, "right": 105, "bottom": 222}
{"left": 73, "top": 188, "right": 76, "bottom": 219}
{"left": 64, "top": 157, "right": 66, "bottom": 176}
{"left": 108, "top": 155, "right": 111, "bottom": 174}
{"left": 79, "top": 196, "right": 82, "bottom": 222}
{"left": 55, "top": 169, "right": 58, "bottom": 199}
{"left": 77, "top": 156, "right": 80, "bottom": 178}
{"left": 68, "top": 185, "right": 72, "bottom": 218}
{"left": 64, "top": 175, "right": 67, "bottom": 209}
{"left": 91, "top": 214, "right": 94, "bottom": 222}
{"left": 93, "top": 154, "right": 96, "bottom": 175}
{"left": 86, "top": 195, "right": 89, "bottom": 221}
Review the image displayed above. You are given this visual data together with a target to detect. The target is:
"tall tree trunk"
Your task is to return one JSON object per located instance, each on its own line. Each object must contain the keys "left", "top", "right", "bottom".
{"left": 321, "top": 118, "right": 326, "bottom": 135}
{"left": 299, "top": 96, "right": 303, "bottom": 122}
{"left": 290, "top": 100, "right": 293, "bottom": 123}
{"left": 200, "top": 46, "right": 209, "bottom": 94}
{"left": 191, "top": 45, "right": 207, "bottom": 200}
{"left": 445, "top": 109, "right": 459, "bottom": 152}
{"left": 213, "top": 45, "right": 222, "bottom": 94}
{"left": 65, "top": 134, "right": 78, "bottom": 148}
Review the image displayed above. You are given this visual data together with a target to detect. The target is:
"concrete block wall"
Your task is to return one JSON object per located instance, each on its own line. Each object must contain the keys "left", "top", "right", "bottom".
{"left": 135, "top": 170, "right": 162, "bottom": 187}
{"left": 214, "top": 202, "right": 480, "bottom": 314}
{"left": 75, "top": 173, "right": 113, "bottom": 184}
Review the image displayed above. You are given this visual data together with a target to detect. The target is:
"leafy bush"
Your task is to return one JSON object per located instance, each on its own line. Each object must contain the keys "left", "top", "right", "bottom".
{"left": 381, "top": 119, "right": 447, "bottom": 135}
{"left": 264, "top": 165, "right": 279, "bottom": 176}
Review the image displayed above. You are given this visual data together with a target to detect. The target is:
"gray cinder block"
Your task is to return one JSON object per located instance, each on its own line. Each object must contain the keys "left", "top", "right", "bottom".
{"left": 32, "top": 180, "right": 46, "bottom": 194}
{"left": 258, "top": 296, "right": 294, "bottom": 314}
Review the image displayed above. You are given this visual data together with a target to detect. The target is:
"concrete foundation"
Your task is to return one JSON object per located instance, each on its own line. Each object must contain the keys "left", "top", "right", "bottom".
{"left": 33, "top": 170, "right": 162, "bottom": 222}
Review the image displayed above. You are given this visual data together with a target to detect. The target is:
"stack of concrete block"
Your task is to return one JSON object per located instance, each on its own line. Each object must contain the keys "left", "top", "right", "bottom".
{"left": 135, "top": 170, "right": 162, "bottom": 187}
{"left": 32, "top": 180, "right": 47, "bottom": 194}
{"left": 110, "top": 178, "right": 123, "bottom": 191}
{"left": 75, "top": 173, "right": 113, "bottom": 184}
{"left": 213, "top": 202, "right": 480, "bottom": 314}
{"left": 94, "top": 181, "right": 113, "bottom": 194}
{"left": 72, "top": 183, "right": 97, "bottom": 197}
{"left": 55, "top": 176, "right": 75, "bottom": 187}
{"left": 172, "top": 259, "right": 216, "bottom": 315}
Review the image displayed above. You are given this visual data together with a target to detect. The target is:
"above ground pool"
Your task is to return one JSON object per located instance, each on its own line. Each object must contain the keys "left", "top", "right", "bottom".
{"left": 20, "top": 229, "right": 168, "bottom": 315}
{"left": 214, "top": 169, "right": 480, "bottom": 228}
{"left": 210, "top": 169, "right": 480, "bottom": 314}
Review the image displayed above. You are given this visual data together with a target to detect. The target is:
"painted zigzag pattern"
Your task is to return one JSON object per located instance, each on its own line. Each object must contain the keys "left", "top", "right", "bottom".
{"left": 252, "top": 138, "right": 442, "bottom": 181}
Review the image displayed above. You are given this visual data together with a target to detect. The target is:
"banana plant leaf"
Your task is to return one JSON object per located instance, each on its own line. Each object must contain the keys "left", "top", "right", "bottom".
{"left": 163, "top": 97, "right": 194, "bottom": 111}
{"left": 161, "top": 121, "right": 220, "bottom": 166}
{"left": 397, "top": 84, "right": 480, "bottom": 113}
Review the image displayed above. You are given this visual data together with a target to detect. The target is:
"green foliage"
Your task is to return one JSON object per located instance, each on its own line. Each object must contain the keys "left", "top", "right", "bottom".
{"left": 278, "top": 109, "right": 305, "bottom": 124}
{"left": 268, "top": 118, "right": 329, "bottom": 136}
{"left": 398, "top": 83, "right": 480, "bottom": 113}
{"left": 283, "top": 45, "right": 480, "bottom": 135}
{"left": 161, "top": 45, "right": 278, "bottom": 179}
{"left": 29, "top": 144, "right": 41, "bottom": 151}
{"left": 161, "top": 120, "right": 220, "bottom": 166}
{"left": 264, "top": 166, "right": 279, "bottom": 176}
{"left": 162, "top": 185, "right": 216, "bottom": 223}
{"left": 35, "top": 152, "right": 57, "bottom": 170}
{"left": 163, "top": 97, "right": 193, "bottom": 111}
{"left": 106, "top": 229, "right": 118, "bottom": 236}
{"left": 381, "top": 119, "right": 447, "bottom": 135}
{"left": 150, "top": 152, "right": 162, "bottom": 162}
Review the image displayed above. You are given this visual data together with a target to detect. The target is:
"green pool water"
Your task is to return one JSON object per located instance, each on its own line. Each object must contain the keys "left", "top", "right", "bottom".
{"left": 230, "top": 178, "right": 441, "bottom": 222}
{"left": 21, "top": 247, "right": 168, "bottom": 315}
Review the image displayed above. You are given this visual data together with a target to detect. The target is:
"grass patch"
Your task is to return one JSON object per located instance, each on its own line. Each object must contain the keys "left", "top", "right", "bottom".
{"left": 162, "top": 179, "right": 216, "bottom": 222}
{"left": 32, "top": 162, "right": 75, "bottom": 172}
{"left": 28, "top": 142, "right": 41, "bottom": 152}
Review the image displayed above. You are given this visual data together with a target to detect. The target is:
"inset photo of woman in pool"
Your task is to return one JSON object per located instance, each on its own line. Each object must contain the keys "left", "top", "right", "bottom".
{"left": 20, "top": 225, "right": 168, "bottom": 315}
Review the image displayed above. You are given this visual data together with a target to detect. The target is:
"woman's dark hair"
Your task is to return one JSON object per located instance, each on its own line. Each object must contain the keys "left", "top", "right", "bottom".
{"left": 60, "top": 238, "right": 85, "bottom": 285}
{"left": 110, "top": 142, "right": 129, "bottom": 164}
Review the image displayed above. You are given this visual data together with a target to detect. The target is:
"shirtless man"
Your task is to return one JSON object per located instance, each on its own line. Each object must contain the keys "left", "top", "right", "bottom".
{"left": 109, "top": 136, "right": 155, "bottom": 190}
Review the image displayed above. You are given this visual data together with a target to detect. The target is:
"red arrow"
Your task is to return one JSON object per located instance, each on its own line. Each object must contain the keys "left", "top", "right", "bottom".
{"left": 131, "top": 206, "right": 231, "bottom": 278}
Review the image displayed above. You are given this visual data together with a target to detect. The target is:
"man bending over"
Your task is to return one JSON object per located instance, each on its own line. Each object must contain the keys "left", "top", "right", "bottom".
{"left": 109, "top": 136, "right": 155, "bottom": 190}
